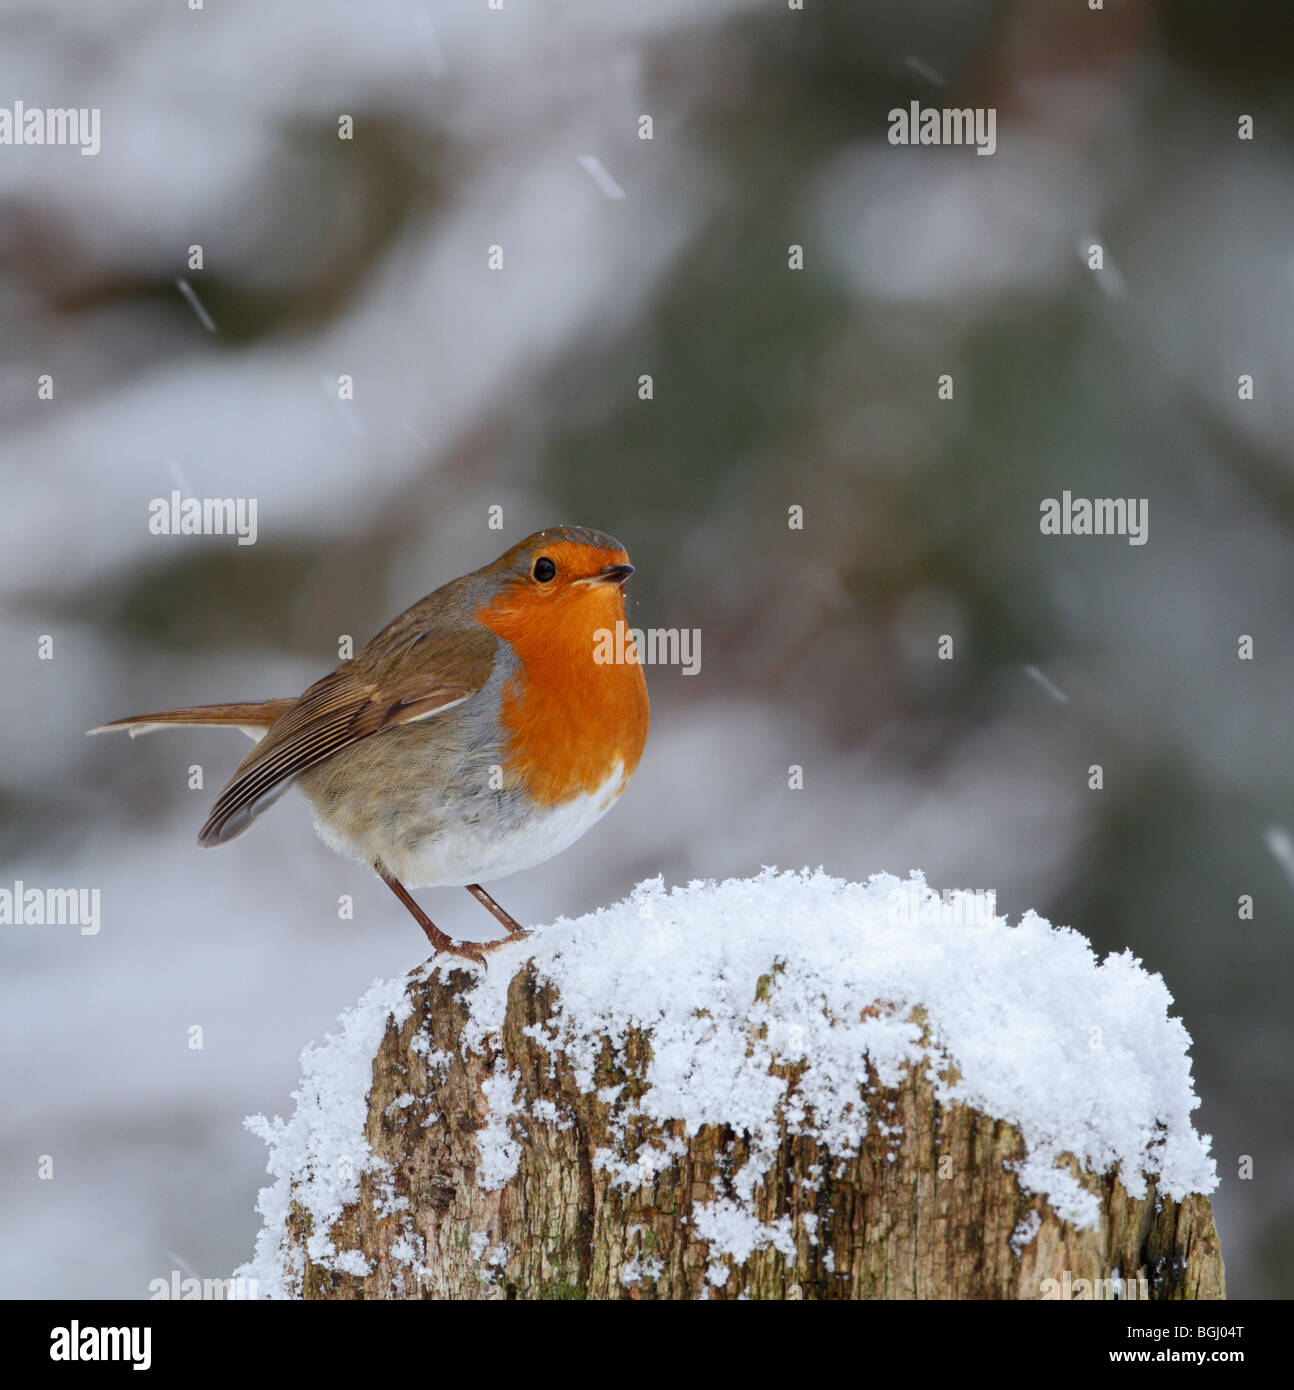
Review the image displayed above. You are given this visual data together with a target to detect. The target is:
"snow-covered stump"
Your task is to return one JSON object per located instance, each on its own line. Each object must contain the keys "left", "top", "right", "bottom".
{"left": 239, "top": 872, "right": 1226, "bottom": 1300}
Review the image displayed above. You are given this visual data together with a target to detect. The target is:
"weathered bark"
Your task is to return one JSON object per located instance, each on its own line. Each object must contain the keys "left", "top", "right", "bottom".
{"left": 287, "top": 962, "right": 1226, "bottom": 1300}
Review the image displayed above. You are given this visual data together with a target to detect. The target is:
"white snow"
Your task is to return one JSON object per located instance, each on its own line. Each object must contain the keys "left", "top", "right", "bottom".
{"left": 476, "top": 1070, "right": 524, "bottom": 1192}
{"left": 577, "top": 155, "right": 627, "bottom": 202}
{"left": 1264, "top": 824, "right": 1294, "bottom": 888}
{"left": 234, "top": 973, "right": 412, "bottom": 1298}
{"left": 620, "top": 1253, "right": 665, "bottom": 1287}
{"left": 237, "top": 869, "right": 1218, "bottom": 1293}
{"left": 692, "top": 1200, "right": 796, "bottom": 1287}
{"left": 1010, "top": 1209, "right": 1043, "bottom": 1258}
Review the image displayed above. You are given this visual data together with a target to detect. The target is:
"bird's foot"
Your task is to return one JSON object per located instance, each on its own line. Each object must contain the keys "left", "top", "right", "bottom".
{"left": 476, "top": 928, "right": 531, "bottom": 953}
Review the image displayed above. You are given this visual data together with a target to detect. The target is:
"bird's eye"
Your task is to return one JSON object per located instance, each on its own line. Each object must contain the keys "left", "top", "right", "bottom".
{"left": 532, "top": 556, "right": 557, "bottom": 583}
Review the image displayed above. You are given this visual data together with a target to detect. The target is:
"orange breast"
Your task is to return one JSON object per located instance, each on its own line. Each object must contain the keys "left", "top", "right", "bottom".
{"left": 478, "top": 587, "right": 650, "bottom": 807}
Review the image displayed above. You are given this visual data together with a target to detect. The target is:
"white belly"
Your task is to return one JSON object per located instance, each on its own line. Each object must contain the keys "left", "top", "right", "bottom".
{"left": 315, "top": 762, "right": 629, "bottom": 889}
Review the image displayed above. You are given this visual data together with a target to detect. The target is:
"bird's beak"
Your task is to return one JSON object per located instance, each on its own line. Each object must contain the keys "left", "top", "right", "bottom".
{"left": 586, "top": 563, "right": 635, "bottom": 588}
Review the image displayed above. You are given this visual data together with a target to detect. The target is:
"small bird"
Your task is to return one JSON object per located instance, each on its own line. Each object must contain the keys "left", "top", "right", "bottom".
{"left": 92, "top": 526, "right": 649, "bottom": 964}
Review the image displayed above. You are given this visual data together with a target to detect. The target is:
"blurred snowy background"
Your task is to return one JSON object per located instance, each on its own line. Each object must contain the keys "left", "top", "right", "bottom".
{"left": 1, "top": 0, "right": 1291, "bottom": 1297}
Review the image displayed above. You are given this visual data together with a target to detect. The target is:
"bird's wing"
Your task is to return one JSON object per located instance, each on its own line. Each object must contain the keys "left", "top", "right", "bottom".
{"left": 198, "top": 621, "right": 497, "bottom": 846}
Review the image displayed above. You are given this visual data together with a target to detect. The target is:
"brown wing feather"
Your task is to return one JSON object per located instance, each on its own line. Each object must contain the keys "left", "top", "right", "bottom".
{"left": 197, "top": 608, "right": 498, "bottom": 847}
{"left": 88, "top": 701, "right": 296, "bottom": 736}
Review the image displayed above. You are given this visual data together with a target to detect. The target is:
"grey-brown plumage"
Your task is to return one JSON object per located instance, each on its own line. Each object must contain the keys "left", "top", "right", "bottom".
{"left": 90, "top": 525, "right": 648, "bottom": 962}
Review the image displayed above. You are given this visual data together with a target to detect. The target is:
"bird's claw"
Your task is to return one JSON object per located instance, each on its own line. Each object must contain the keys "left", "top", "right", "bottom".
{"left": 478, "top": 928, "right": 530, "bottom": 953}
{"left": 422, "top": 929, "right": 530, "bottom": 977}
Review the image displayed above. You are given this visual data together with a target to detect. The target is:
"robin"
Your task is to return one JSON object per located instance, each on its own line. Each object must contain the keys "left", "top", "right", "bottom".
{"left": 92, "top": 526, "right": 650, "bottom": 964}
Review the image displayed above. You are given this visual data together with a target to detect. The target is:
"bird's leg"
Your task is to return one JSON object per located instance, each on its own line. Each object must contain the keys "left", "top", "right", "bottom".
{"left": 375, "top": 861, "right": 485, "bottom": 966}
{"left": 465, "top": 883, "right": 529, "bottom": 938}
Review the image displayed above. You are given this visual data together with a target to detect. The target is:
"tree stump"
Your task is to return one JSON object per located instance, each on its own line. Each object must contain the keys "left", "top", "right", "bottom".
{"left": 278, "top": 960, "right": 1225, "bottom": 1300}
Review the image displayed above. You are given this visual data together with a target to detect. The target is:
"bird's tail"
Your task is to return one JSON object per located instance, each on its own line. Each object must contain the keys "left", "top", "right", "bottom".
{"left": 87, "top": 700, "right": 296, "bottom": 740}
